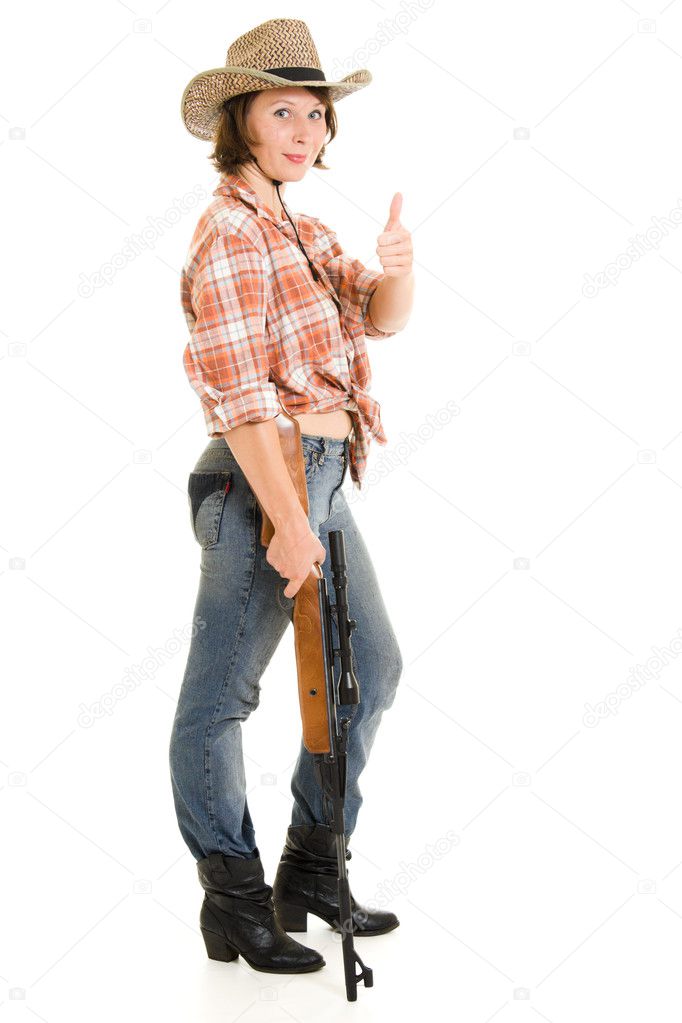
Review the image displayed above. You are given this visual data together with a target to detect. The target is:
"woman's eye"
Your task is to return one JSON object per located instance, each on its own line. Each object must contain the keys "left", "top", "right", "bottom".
{"left": 274, "top": 109, "right": 323, "bottom": 119}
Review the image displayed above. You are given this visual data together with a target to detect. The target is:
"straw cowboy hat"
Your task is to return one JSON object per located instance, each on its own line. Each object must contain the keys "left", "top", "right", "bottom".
{"left": 181, "top": 17, "right": 372, "bottom": 141}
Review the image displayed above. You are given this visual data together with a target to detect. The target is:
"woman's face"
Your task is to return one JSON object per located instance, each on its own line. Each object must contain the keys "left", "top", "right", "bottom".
{"left": 245, "top": 87, "right": 328, "bottom": 182}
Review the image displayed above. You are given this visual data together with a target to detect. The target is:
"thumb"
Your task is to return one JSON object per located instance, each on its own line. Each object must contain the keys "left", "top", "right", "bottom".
{"left": 384, "top": 192, "right": 402, "bottom": 231}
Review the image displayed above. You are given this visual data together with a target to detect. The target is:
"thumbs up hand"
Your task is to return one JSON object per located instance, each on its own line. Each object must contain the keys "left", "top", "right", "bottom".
{"left": 376, "top": 193, "right": 413, "bottom": 277}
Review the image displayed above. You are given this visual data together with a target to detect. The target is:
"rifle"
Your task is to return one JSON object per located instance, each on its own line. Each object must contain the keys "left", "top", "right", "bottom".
{"left": 256, "top": 402, "right": 374, "bottom": 1002}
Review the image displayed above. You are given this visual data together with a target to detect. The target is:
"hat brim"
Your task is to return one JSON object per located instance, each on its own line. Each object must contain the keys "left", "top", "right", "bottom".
{"left": 181, "top": 65, "right": 372, "bottom": 141}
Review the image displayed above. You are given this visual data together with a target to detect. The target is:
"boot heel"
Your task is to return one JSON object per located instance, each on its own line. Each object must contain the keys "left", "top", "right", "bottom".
{"left": 276, "top": 901, "right": 308, "bottom": 932}
{"left": 201, "top": 927, "right": 239, "bottom": 962}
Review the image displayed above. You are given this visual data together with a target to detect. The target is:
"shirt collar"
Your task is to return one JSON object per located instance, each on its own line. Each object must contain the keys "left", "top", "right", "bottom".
{"left": 212, "top": 172, "right": 298, "bottom": 229}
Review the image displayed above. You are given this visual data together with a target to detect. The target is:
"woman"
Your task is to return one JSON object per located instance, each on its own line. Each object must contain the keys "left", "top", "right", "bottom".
{"left": 169, "top": 18, "right": 415, "bottom": 975}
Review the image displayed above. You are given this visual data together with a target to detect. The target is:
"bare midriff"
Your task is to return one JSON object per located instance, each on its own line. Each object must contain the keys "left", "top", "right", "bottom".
{"left": 291, "top": 408, "right": 354, "bottom": 440}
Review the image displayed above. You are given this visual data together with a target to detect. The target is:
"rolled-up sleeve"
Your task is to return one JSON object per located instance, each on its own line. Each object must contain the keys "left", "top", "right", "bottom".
{"left": 314, "top": 220, "right": 398, "bottom": 339}
{"left": 182, "top": 231, "right": 281, "bottom": 435}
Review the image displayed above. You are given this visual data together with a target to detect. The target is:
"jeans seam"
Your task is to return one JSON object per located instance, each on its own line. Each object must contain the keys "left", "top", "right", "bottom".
{"left": 203, "top": 493, "right": 259, "bottom": 850}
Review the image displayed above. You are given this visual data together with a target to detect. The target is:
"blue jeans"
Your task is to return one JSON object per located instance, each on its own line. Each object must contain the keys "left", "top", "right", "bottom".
{"left": 168, "top": 433, "right": 403, "bottom": 861}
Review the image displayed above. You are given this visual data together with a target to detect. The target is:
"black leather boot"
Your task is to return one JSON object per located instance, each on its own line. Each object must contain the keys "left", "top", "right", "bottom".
{"left": 197, "top": 849, "right": 325, "bottom": 973}
{"left": 272, "top": 823, "right": 400, "bottom": 937}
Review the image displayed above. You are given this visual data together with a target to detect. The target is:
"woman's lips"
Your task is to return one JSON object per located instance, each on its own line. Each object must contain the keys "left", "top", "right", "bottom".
{"left": 284, "top": 154, "right": 306, "bottom": 163}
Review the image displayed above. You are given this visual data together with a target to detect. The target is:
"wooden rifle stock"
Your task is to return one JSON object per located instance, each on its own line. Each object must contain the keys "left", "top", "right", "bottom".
{"left": 255, "top": 402, "right": 333, "bottom": 754}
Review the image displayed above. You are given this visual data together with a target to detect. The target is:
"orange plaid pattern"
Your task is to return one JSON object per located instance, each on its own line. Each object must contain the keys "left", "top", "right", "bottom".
{"left": 181, "top": 172, "right": 398, "bottom": 490}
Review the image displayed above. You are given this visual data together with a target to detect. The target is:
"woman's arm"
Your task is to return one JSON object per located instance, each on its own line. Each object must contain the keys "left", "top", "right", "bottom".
{"left": 224, "top": 418, "right": 326, "bottom": 598}
{"left": 368, "top": 193, "right": 414, "bottom": 333}
{"left": 182, "top": 229, "right": 324, "bottom": 594}
{"left": 368, "top": 270, "right": 415, "bottom": 334}
{"left": 223, "top": 418, "right": 306, "bottom": 531}
{"left": 185, "top": 229, "right": 306, "bottom": 527}
{"left": 312, "top": 193, "right": 414, "bottom": 339}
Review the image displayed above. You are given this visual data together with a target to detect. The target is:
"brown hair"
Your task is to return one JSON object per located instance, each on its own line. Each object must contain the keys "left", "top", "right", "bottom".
{"left": 208, "top": 87, "right": 338, "bottom": 176}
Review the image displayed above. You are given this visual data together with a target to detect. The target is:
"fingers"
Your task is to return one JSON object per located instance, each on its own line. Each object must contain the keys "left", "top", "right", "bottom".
{"left": 283, "top": 550, "right": 326, "bottom": 597}
{"left": 377, "top": 231, "right": 406, "bottom": 247}
{"left": 284, "top": 573, "right": 307, "bottom": 599}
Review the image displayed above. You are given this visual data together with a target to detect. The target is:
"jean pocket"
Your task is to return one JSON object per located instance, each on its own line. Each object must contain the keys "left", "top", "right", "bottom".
{"left": 187, "top": 470, "right": 232, "bottom": 548}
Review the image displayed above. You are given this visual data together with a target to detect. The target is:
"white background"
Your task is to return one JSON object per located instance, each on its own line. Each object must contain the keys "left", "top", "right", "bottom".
{"left": 3, "top": 0, "right": 682, "bottom": 1019}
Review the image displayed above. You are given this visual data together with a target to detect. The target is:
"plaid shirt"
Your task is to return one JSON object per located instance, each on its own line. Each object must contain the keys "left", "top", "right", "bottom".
{"left": 181, "top": 172, "right": 397, "bottom": 490}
